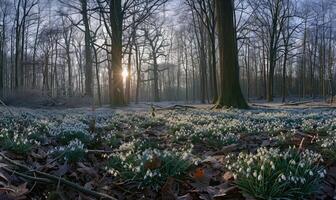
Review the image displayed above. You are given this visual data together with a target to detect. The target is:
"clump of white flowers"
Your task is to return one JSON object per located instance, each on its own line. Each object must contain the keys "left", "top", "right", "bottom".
{"left": 48, "top": 139, "right": 87, "bottom": 162}
{"left": 106, "top": 140, "right": 192, "bottom": 191}
{"left": 318, "top": 132, "right": 336, "bottom": 160}
{"left": 225, "top": 147, "right": 325, "bottom": 199}
{"left": 49, "top": 120, "right": 93, "bottom": 145}
{"left": 0, "top": 115, "right": 50, "bottom": 154}
{"left": 165, "top": 109, "right": 336, "bottom": 137}
{"left": 171, "top": 119, "right": 239, "bottom": 149}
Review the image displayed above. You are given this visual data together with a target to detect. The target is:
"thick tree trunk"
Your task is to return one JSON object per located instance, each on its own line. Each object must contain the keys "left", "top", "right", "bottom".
{"left": 215, "top": 0, "right": 248, "bottom": 109}
{"left": 210, "top": 34, "right": 218, "bottom": 103}
{"left": 110, "top": 0, "right": 124, "bottom": 106}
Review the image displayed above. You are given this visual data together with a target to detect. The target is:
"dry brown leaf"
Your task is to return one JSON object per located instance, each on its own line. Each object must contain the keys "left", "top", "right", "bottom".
{"left": 53, "top": 162, "right": 69, "bottom": 177}
{"left": 84, "top": 180, "right": 96, "bottom": 190}
{"left": 223, "top": 171, "right": 234, "bottom": 182}
{"left": 0, "top": 169, "right": 9, "bottom": 183}
{"left": 144, "top": 155, "right": 161, "bottom": 170}
{"left": 8, "top": 183, "right": 29, "bottom": 199}
{"left": 177, "top": 193, "right": 193, "bottom": 200}
{"left": 161, "top": 177, "right": 176, "bottom": 200}
{"left": 77, "top": 162, "right": 98, "bottom": 178}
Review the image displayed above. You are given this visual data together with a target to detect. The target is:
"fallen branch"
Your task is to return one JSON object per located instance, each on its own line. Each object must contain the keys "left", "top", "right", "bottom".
{"left": 282, "top": 100, "right": 312, "bottom": 106}
{"left": 0, "top": 99, "right": 14, "bottom": 116}
{"left": 293, "top": 130, "right": 314, "bottom": 138}
{"left": 157, "top": 104, "right": 196, "bottom": 111}
{"left": 2, "top": 167, "right": 52, "bottom": 184}
{"left": 87, "top": 148, "right": 131, "bottom": 154}
{"left": 144, "top": 103, "right": 164, "bottom": 108}
{"left": 0, "top": 152, "right": 118, "bottom": 200}
{"left": 87, "top": 149, "right": 118, "bottom": 154}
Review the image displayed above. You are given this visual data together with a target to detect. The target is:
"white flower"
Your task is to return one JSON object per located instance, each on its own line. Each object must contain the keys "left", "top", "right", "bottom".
{"left": 261, "top": 165, "right": 265, "bottom": 171}
{"left": 253, "top": 171, "right": 257, "bottom": 177}
{"left": 246, "top": 167, "right": 251, "bottom": 173}
{"left": 280, "top": 174, "right": 286, "bottom": 180}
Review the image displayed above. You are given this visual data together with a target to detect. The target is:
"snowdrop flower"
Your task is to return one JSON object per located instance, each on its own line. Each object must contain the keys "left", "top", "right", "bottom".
{"left": 253, "top": 171, "right": 257, "bottom": 177}
{"left": 246, "top": 167, "right": 251, "bottom": 173}
{"left": 280, "top": 174, "right": 286, "bottom": 181}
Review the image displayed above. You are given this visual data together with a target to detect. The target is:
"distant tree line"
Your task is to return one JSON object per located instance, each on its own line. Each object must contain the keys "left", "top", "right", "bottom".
{"left": 0, "top": 0, "right": 335, "bottom": 108}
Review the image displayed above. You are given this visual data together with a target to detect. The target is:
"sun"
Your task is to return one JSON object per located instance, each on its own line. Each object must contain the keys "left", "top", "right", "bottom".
{"left": 122, "top": 68, "right": 128, "bottom": 80}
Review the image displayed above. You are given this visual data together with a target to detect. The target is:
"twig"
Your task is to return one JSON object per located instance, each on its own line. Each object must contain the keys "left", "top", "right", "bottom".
{"left": 87, "top": 149, "right": 117, "bottom": 154}
{"left": 294, "top": 131, "right": 314, "bottom": 138}
{"left": 41, "top": 151, "right": 65, "bottom": 169}
{"left": 87, "top": 148, "right": 130, "bottom": 154}
{"left": 2, "top": 167, "right": 52, "bottom": 183}
{"left": 0, "top": 153, "right": 118, "bottom": 200}
{"left": 35, "top": 171, "right": 117, "bottom": 199}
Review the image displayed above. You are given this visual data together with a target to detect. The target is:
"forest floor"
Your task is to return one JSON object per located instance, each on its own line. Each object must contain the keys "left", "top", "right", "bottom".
{"left": 0, "top": 102, "right": 335, "bottom": 199}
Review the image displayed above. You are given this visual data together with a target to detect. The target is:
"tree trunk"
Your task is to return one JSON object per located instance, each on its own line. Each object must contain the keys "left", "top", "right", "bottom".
{"left": 153, "top": 53, "right": 160, "bottom": 102}
{"left": 215, "top": 0, "right": 248, "bottom": 109}
{"left": 282, "top": 45, "right": 288, "bottom": 103}
{"left": 93, "top": 46, "right": 102, "bottom": 106}
{"left": 80, "top": 0, "right": 93, "bottom": 97}
{"left": 32, "top": 10, "right": 40, "bottom": 89}
{"left": 110, "top": 0, "right": 124, "bottom": 106}
{"left": 0, "top": 13, "right": 5, "bottom": 97}
{"left": 126, "top": 45, "right": 132, "bottom": 103}
{"left": 135, "top": 40, "right": 140, "bottom": 104}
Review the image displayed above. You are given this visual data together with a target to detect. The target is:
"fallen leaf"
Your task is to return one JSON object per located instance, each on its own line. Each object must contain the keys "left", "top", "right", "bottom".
{"left": 84, "top": 180, "right": 96, "bottom": 190}
{"left": 0, "top": 193, "right": 15, "bottom": 200}
{"left": 0, "top": 169, "right": 9, "bottom": 183}
{"left": 144, "top": 155, "right": 161, "bottom": 170}
{"left": 77, "top": 162, "right": 98, "bottom": 178}
{"left": 161, "top": 177, "right": 176, "bottom": 200}
{"left": 8, "top": 183, "right": 29, "bottom": 199}
{"left": 53, "top": 162, "right": 69, "bottom": 177}
{"left": 223, "top": 171, "right": 234, "bottom": 182}
{"left": 202, "top": 157, "right": 222, "bottom": 169}
{"left": 177, "top": 193, "right": 193, "bottom": 200}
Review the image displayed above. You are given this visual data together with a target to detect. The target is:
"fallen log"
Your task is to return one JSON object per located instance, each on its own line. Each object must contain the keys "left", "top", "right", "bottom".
{"left": 156, "top": 104, "right": 197, "bottom": 111}
{"left": 281, "top": 100, "right": 312, "bottom": 106}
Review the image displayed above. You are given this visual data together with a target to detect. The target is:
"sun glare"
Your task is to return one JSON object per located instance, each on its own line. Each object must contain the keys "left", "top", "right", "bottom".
{"left": 122, "top": 68, "right": 128, "bottom": 80}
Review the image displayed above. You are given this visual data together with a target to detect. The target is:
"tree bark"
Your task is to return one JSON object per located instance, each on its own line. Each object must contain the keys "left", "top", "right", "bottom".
{"left": 110, "top": 0, "right": 124, "bottom": 106}
{"left": 215, "top": 0, "right": 248, "bottom": 109}
{"left": 80, "top": 0, "right": 93, "bottom": 97}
